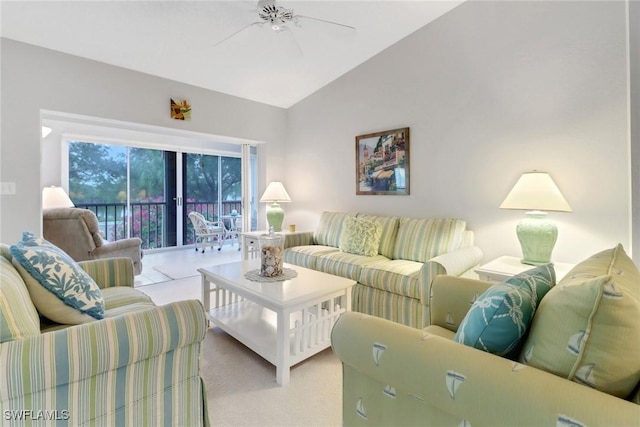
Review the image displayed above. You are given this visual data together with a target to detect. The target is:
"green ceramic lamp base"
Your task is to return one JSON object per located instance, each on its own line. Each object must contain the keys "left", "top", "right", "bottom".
{"left": 516, "top": 211, "right": 558, "bottom": 265}
{"left": 266, "top": 202, "right": 285, "bottom": 232}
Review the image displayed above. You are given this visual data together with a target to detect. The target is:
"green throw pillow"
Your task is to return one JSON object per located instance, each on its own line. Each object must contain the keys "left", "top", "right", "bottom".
{"left": 339, "top": 217, "right": 382, "bottom": 257}
{"left": 10, "top": 232, "right": 104, "bottom": 324}
{"left": 454, "top": 264, "right": 556, "bottom": 357}
{"left": 520, "top": 244, "right": 640, "bottom": 398}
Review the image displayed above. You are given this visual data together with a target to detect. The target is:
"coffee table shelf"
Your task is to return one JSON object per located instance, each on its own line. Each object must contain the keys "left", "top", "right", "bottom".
{"left": 199, "top": 261, "right": 355, "bottom": 385}
{"left": 209, "top": 295, "right": 343, "bottom": 368}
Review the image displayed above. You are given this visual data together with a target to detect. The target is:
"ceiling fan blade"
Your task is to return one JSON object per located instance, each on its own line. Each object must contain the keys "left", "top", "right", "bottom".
{"left": 293, "top": 14, "right": 356, "bottom": 31}
{"left": 275, "top": 26, "right": 303, "bottom": 57}
{"left": 213, "top": 21, "right": 265, "bottom": 47}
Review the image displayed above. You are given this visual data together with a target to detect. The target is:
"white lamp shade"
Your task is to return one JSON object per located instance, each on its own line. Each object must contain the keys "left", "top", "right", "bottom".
{"left": 42, "top": 186, "right": 74, "bottom": 209}
{"left": 260, "top": 182, "right": 291, "bottom": 203}
{"left": 499, "top": 172, "right": 572, "bottom": 212}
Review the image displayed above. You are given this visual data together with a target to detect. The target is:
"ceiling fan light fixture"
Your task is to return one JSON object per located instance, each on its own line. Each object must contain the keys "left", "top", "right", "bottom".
{"left": 213, "top": 0, "right": 355, "bottom": 50}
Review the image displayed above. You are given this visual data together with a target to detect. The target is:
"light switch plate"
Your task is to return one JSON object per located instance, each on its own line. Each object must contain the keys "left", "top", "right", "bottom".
{"left": 0, "top": 182, "right": 17, "bottom": 195}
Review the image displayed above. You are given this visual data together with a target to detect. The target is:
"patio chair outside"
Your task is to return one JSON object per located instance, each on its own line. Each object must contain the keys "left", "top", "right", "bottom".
{"left": 188, "top": 211, "right": 227, "bottom": 253}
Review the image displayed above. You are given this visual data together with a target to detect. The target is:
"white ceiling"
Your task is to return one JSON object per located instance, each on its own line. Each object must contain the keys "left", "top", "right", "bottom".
{"left": 1, "top": 0, "right": 463, "bottom": 108}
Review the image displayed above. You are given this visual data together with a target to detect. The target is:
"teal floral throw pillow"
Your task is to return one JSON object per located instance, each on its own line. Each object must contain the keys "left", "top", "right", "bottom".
{"left": 10, "top": 232, "right": 104, "bottom": 324}
{"left": 454, "top": 264, "right": 556, "bottom": 357}
{"left": 339, "top": 217, "right": 382, "bottom": 257}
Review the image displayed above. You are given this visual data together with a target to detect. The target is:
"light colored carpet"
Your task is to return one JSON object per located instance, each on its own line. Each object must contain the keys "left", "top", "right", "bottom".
{"left": 201, "top": 326, "right": 342, "bottom": 427}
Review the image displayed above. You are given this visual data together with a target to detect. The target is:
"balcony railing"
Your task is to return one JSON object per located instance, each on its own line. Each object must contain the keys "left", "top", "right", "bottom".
{"left": 77, "top": 200, "right": 242, "bottom": 250}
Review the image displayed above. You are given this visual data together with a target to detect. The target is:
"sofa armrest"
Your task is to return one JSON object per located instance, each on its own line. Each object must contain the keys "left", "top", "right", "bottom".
{"left": 284, "top": 231, "right": 314, "bottom": 248}
{"left": 418, "top": 246, "right": 483, "bottom": 304}
{"left": 78, "top": 257, "right": 135, "bottom": 289}
{"left": 332, "top": 312, "right": 640, "bottom": 427}
{"left": 0, "top": 299, "right": 208, "bottom": 425}
{"left": 429, "top": 275, "right": 493, "bottom": 332}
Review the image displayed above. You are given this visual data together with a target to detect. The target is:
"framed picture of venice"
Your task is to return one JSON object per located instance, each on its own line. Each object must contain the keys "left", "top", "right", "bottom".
{"left": 356, "top": 127, "right": 409, "bottom": 195}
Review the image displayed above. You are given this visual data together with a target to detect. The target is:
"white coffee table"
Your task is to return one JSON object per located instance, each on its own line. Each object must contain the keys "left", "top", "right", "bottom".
{"left": 199, "top": 261, "right": 355, "bottom": 386}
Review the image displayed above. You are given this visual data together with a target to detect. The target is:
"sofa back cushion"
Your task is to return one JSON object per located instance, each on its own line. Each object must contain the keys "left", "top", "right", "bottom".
{"left": 314, "top": 212, "right": 354, "bottom": 248}
{"left": 0, "top": 256, "right": 41, "bottom": 342}
{"left": 393, "top": 218, "right": 466, "bottom": 262}
{"left": 356, "top": 214, "right": 399, "bottom": 259}
{"left": 520, "top": 244, "right": 640, "bottom": 398}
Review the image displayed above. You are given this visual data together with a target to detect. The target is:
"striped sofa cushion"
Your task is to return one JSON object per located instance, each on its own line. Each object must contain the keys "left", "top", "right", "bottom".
{"left": 356, "top": 213, "right": 400, "bottom": 259}
{"left": 315, "top": 251, "right": 389, "bottom": 281}
{"left": 79, "top": 258, "right": 135, "bottom": 288}
{"left": 283, "top": 232, "right": 314, "bottom": 248}
{"left": 358, "top": 260, "right": 423, "bottom": 300}
{"left": 40, "top": 287, "right": 157, "bottom": 332}
{"left": 102, "top": 287, "right": 154, "bottom": 310}
{"left": 313, "top": 212, "right": 354, "bottom": 248}
{"left": 284, "top": 245, "right": 339, "bottom": 269}
{"left": 393, "top": 218, "right": 466, "bottom": 262}
{"left": 0, "top": 257, "right": 41, "bottom": 342}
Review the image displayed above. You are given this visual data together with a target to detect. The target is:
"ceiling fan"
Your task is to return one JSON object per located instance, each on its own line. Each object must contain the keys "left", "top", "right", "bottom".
{"left": 214, "top": 0, "right": 356, "bottom": 52}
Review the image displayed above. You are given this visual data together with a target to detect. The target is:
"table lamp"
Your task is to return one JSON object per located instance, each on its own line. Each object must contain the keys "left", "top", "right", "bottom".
{"left": 260, "top": 181, "right": 291, "bottom": 232}
{"left": 499, "top": 171, "right": 572, "bottom": 265}
{"left": 42, "top": 186, "right": 74, "bottom": 209}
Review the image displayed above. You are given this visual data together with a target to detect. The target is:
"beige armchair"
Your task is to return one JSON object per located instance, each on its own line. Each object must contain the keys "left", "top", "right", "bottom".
{"left": 43, "top": 207, "right": 143, "bottom": 274}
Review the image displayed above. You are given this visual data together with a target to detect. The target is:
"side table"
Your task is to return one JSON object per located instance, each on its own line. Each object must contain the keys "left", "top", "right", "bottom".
{"left": 475, "top": 255, "right": 575, "bottom": 283}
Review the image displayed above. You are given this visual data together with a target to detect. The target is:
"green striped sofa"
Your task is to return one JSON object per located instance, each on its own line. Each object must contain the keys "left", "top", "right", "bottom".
{"left": 283, "top": 212, "right": 483, "bottom": 328}
{"left": 0, "top": 244, "right": 209, "bottom": 426}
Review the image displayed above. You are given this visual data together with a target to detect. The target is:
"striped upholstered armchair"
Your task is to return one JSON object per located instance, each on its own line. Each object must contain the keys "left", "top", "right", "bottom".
{"left": 0, "top": 243, "right": 209, "bottom": 426}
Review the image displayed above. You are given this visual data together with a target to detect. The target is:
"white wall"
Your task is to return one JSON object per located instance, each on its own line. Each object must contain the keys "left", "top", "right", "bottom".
{"left": 630, "top": 0, "right": 640, "bottom": 264}
{"left": 0, "top": 39, "right": 287, "bottom": 242}
{"left": 284, "top": 0, "right": 632, "bottom": 264}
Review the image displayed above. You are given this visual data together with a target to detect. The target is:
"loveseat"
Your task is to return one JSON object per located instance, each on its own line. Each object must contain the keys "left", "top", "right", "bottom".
{"left": 0, "top": 237, "right": 209, "bottom": 426}
{"left": 43, "top": 207, "right": 143, "bottom": 275}
{"left": 332, "top": 245, "right": 640, "bottom": 426}
{"left": 283, "top": 212, "right": 483, "bottom": 328}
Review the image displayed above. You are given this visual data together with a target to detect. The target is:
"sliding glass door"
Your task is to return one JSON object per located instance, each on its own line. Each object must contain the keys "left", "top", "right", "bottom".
{"left": 67, "top": 141, "right": 255, "bottom": 251}
{"left": 182, "top": 154, "right": 242, "bottom": 245}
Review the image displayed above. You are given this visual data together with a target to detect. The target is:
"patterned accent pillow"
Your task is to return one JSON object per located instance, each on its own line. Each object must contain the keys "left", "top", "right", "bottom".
{"left": 520, "top": 244, "right": 640, "bottom": 398}
{"left": 454, "top": 264, "right": 555, "bottom": 357}
{"left": 10, "top": 232, "right": 104, "bottom": 324}
{"left": 339, "top": 217, "right": 382, "bottom": 257}
{"left": 355, "top": 214, "right": 399, "bottom": 259}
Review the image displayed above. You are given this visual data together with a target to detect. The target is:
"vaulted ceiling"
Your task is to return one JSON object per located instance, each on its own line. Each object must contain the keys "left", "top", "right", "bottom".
{"left": 1, "top": 1, "right": 463, "bottom": 108}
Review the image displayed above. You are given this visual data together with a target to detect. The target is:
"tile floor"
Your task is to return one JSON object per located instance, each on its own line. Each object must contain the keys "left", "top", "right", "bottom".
{"left": 134, "top": 244, "right": 242, "bottom": 306}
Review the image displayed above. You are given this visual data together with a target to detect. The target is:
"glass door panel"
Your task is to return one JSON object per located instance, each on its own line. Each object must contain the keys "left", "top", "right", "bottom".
{"left": 68, "top": 141, "right": 170, "bottom": 249}
{"left": 183, "top": 153, "right": 220, "bottom": 245}
{"left": 220, "top": 156, "right": 242, "bottom": 233}
{"left": 129, "top": 147, "right": 168, "bottom": 249}
{"left": 68, "top": 141, "right": 127, "bottom": 242}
